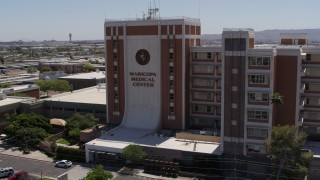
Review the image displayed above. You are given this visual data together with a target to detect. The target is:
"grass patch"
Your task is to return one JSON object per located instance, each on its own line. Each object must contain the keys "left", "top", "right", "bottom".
{"left": 56, "top": 138, "right": 70, "bottom": 145}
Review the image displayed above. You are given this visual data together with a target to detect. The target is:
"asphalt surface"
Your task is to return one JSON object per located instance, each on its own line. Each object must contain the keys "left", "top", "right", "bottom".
{"left": 0, "top": 154, "right": 70, "bottom": 178}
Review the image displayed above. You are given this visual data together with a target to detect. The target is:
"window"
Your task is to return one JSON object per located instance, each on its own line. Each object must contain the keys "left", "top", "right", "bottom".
{"left": 194, "top": 52, "right": 197, "bottom": 59}
{"left": 305, "top": 97, "right": 310, "bottom": 105}
{"left": 192, "top": 78, "right": 214, "bottom": 88}
{"left": 169, "top": 80, "right": 174, "bottom": 87}
{"left": 207, "top": 106, "right": 212, "bottom": 113}
{"left": 114, "top": 78, "right": 118, "bottom": 85}
{"left": 169, "top": 107, "right": 174, "bottom": 113}
{"left": 170, "top": 93, "right": 174, "bottom": 100}
{"left": 225, "top": 38, "right": 232, "bottom": 51}
{"left": 306, "top": 54, "right": 311, "bottom": 61}
{"left": 216, "top": 66, "right": 221, "bottom": 74}
{"left": 194, "top": 105, "right": 199, "bottom": 112}
{"left": 249, "top": 75, "right": 269, "bottom": 85}
{"left": 113, "top": 66, "right": 118, "bottom": 73}
{"left": 114, "top": 91, "right": 119, "bottom": 98}
{"left": 240, "top": 38, "right": 246, "bottom": 51}
{"left": 169, "top": 66, "right": 174, "bottom": 74}
{"left": 216, "top": 92, "right": 221, "bottom": 102}
{"left": 112, "top": 40, "right": 117, "bottom": 47}
{"left": 215, "top": 106, "right": 221, "bottom": 115}
{"left": 169, "top": 53, "right": 174, "bottom": 60}
{"left": 305, "top": 83, "right": 309, "bottom": 90}
{"left": 249, "top": 92, "right": 269, "bottom": 102}
{"left": 113, "top": 53, "right": 117, "bottom": 59}
{"left": 248, "top": 110, "right": 268, "bottom": 120}
{"left": 169, "top": 39, "right": 174, "bottom": 47}
{"left": 247, "top": 128, "right": 268, "bottom": 138}
{"left": 192, "top": 65, "right": 214, "bottom": 74}
{"left": 192, "top": 91, "right": 214, "bottom": 101}
{"left": 247, "top": 144, "right": 266, "bottom": 153}
{"left": 249, "top": 57, "right": 270, "bottom": 67}
{"left": 207, "top": 53, "right": 212, "bottom": 59}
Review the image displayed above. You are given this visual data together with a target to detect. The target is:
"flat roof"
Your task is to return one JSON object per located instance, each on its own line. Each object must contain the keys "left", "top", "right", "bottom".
{"left": 86, "top": 127, "right": 221, "bottom": 155}
{"left": 45, "top": 86, "right": 106, "bottom": 105}
{"left": 59, "top": 71, "right": 105, "bottom": 80}
{"left": 0, "top": 96, "right": 33, "bottom": 107}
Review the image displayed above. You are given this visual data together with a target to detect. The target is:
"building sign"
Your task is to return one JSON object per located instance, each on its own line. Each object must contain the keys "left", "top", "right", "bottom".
{"left": 130, "top": 72, "right": 156, "bottom": 87}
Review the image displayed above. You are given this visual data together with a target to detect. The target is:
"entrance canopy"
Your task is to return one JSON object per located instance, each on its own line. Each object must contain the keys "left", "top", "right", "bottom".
{"left": 50, "top": 118, "right": 67, "bottom": 126}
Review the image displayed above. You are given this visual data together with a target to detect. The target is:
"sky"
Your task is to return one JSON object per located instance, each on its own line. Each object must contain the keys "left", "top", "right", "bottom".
{"left": 0, "top": 0, "right": 319, "bottom": 41}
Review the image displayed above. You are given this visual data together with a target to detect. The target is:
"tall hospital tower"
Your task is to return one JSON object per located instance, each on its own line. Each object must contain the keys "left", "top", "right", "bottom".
{"left": 102, "top": 12, "right": 320, "bottom": 156}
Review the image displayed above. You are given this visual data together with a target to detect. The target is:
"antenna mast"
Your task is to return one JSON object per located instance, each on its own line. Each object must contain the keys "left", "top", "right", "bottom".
{"left": 147, "top": 2, "right": 159, "bottom": 20}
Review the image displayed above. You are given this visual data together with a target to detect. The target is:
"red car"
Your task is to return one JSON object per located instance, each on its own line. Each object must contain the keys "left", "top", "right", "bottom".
{"left": 9, "top": 171, "right": 28, "bottom": 180}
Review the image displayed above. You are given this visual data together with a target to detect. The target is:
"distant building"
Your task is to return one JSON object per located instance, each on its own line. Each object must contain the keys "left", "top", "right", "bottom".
{"left": 58, "top": 71, "right": 105, "bottom": 90}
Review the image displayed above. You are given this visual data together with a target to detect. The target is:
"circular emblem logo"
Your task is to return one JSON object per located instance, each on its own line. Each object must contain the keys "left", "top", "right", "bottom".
{"left": 135, "top": 49, "right": 150, "bottom": 65}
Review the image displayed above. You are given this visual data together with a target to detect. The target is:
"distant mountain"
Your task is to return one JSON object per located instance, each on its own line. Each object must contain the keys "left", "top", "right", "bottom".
{"left": 201, "top": 29, "right": 320, "bottom": 42}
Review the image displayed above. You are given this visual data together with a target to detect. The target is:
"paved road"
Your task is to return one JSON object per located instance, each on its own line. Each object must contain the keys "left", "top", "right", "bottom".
{"left": 0, "top": 154, "right": 70, "bottom": 178}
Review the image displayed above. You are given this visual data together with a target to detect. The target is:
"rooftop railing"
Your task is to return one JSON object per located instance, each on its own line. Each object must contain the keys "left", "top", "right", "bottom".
{"left": 105, "top": 16, "right": 200, "bottom": 22}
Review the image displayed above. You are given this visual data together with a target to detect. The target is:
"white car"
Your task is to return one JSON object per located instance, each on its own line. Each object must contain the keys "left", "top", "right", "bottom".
{"left": 54, "top": 160, "right": 72, "bottom": 168}
{"left": 0, "top": 167, "right": 14, "bottom": 178}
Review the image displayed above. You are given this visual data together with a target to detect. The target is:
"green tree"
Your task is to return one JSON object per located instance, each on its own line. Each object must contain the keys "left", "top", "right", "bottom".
{"left": 6, "top": 113, "right": 51, "bottom": 131}
{"left": 66, "top": 113, "right": 98, "bottom": 130}
{"left": 51, "top": 80, "right": 70, "bottom": 92}
{"left": 4, "top": 113, "right": 51, "bottom": 149}
{"left": 68, "top": 128, "right": 80, "bottom": 141}
{"left": 265, "top": 125, "right": 312, "bottom": 180}
{"left": 0, "top": 55, "right": 4, "bottom": 65}
{"left": 84, "top": 63, "right": 95, "bottom": 72}
{"left": 16, "top": 127, "right": 48, "bottom": 148}
{"left": 122, "top": 144, "right": 146, "bottom": 163}
{"left": 37, "top": 80, "right": 70, "bottom": 96}
{"left": 85, "top": 164, "right": 113, "bottom": 180}
{"left": 0, "top": 83, "right": 11, "bottom": 88}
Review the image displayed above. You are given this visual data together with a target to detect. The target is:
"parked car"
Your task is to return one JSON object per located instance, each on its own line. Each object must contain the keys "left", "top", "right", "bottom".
{"left": 0, "top": 134, "right": 7, "bottom": 140}
{"left": 0, "top": 167, "right": 14, "bottom": 178}
{"left": 55, "top": 160, "right": 72, "bottom": 168}
{"left": 9, "top": 171, "right": 28, "bottom": 180}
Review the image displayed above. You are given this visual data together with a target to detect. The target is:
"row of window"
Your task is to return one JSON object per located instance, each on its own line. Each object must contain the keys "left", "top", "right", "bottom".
{"left": 249, "top": 92, "right": 269, "bottom": 102}
{"left": 113, "top": 39, "right": 120, "bottom": 113}
{"left": 192, "top": 65, "right": 221, "bottom": 75}
{"left": 248, "top": 110, "right": 268, "bottom": 120}
{"left": 191, "top": 117, "right": 221, "bottom": 127}
{"left": 248, "top": 57, "right": 270, "bottom": 67}
{"left": 192, "top": 104, "right": 221, "bottom": 114}
{"left": 193, "top": 52, "right": 221, "bottom": 60}
{"left": 192, "top": 78, "right": 221, "bottom": 88}
{"left": 169, "top": 50, "right": 175, "bottom": 115}
{"left": 249, "top": 75, "right": 269, "bottom": 85}
{"left": 247, "top": 128, "right": 268, "bottom": 138}
{"left": 192, "top": 91, "right": 221, "bottom": 102}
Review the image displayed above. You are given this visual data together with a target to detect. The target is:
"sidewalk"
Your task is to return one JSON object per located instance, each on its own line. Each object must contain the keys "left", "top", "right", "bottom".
{"left": 0, "top": 140, "right": 53, "bottom": 162}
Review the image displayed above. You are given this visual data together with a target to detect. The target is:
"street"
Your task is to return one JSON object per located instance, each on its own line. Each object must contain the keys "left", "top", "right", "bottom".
{"left": 0, "top": 154, "right": 70, "bottom": 178}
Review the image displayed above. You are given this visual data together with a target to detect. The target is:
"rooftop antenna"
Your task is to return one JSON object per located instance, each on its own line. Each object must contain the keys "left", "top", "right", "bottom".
{"left": 147, "top": 1, "right": 159, "bottom": 20}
